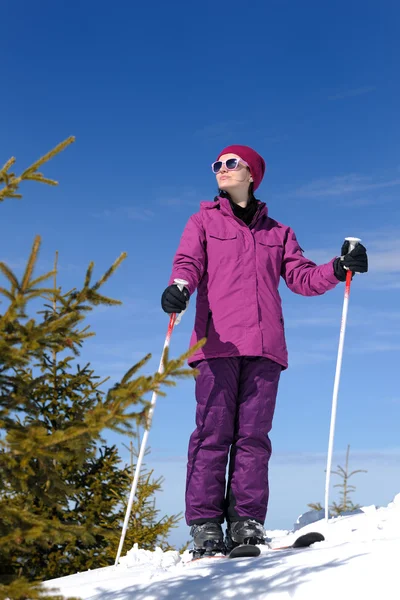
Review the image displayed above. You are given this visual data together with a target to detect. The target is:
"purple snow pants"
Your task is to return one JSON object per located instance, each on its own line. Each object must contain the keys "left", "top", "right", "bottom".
{"left": 185, "top": 356, "right": 281, "bottom": 526}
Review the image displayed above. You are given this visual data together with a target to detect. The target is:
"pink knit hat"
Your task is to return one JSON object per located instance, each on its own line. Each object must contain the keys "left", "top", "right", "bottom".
{"left": 217, "top": 145, "right": 266, "bottom": 191}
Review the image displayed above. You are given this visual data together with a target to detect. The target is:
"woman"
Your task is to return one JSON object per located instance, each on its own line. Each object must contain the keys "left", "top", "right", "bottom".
{"left": 161, "top": 145, "right": 368, "bottom": 557}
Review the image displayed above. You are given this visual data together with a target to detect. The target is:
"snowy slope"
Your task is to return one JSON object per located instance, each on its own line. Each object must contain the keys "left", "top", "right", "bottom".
{"left": 44, "top": 494, "right": 400, "bottom": 600}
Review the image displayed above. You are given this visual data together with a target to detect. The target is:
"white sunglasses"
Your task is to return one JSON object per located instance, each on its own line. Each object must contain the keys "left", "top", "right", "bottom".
{"left": 211, "top": 158, "right": 249, "bottom": 173}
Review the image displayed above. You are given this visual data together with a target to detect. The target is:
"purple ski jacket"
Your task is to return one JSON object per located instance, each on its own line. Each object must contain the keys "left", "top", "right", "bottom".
{"left": 169, "top": 197, "right": 339, "bottom": 369}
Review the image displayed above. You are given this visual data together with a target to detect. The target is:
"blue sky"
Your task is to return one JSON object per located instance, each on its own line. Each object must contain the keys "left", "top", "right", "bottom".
{"left": 1, "top": 1, "right": 400, "bottom": 546}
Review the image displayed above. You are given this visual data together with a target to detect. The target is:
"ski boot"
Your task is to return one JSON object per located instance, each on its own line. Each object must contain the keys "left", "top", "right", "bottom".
{"left": 225, "top": 519, "right": 266, "bottom": 550}
{"left": 189, "top": 522, "right": 226, "bottom": 559}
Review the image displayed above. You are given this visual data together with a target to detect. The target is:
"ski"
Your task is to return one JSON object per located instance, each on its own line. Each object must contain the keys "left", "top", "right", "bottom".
{"left": 190, "top": 531, "right": 325, "bottom": 562}
{"left": 272, "top": 531, "right": 325, "bottom": 550}
{"left": 228, "top": 530, "right": 325, "bottom": 559}
{"left": 228, "top": 544, "right": 261, "bottom": 558}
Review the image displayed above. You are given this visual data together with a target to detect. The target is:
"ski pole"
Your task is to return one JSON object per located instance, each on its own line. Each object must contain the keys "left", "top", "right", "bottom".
{"left": 114, "top": 278, "right": 189, "bottom": 565}
{"left": 324, "top": 238, "right": 361, "bottom": 523}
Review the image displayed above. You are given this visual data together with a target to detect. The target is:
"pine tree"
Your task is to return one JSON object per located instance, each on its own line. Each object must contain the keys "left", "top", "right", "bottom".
{"left": 330, "top": 444, "right": 367, "bottom": 516}
{"left": 0, "top": 140, "right": 204, "bottom": 599}
{"left": 307, "top": 444, "right": 367, "bottom": 516}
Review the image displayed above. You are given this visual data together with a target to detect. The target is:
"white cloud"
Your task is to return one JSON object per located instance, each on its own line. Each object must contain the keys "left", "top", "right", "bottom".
{"left": 301, "top": 248, "right": 337, "bottom": 264}
{"left": 348, "top": 341, "right": 400, "bottom": 354}
{"left": 286, "top": 304, "right": 400, "bottom": 330}
{"left": 0, "top": 258, "right": 28, "bottom": 270}
{"left": 92, "top": 207, "right": 155, "bottom": 221}
{"left": 328, "top": 86, "right": 376, "bottom": 100}
{"left": 294, "top": 174, "right": 400, "bottom": 198}
{"left": 272, "top": 447, "right": 400, "bottom": 466}
{"left": 194, "top": 120, "right": 247, "bottom": 141}
{"left": 0, "top": 257, "right": 81, "bottom": 274}
{"left": 289, "top": 315, "right": 338, "bottom": 327}
{"left": 340, "top": 195, "right": 395, "bottom": 207}
{"left": 369, "top": 252, "right": 400, "bottom": 273}
{"left": 154, "top": 186, "right": 202, "bottom": 209}
{"left": 263, "top": 133, "right": 290, "bottom": 144}
{"left": 367, "top": 237, "right": 400, "bottom": 273}
{"left": 376, "top": 280, "right": 400, "bottom": 289}
{"left": 289, "top": 350, "right": 333, "bottom": 367}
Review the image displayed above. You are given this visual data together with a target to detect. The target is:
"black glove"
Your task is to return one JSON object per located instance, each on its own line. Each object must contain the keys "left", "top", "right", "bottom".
{"left": 161, "top": 284, "right": 190, "bottom": 314}
{"left": 333, "top": 241, "right": 368, "bottom": 282}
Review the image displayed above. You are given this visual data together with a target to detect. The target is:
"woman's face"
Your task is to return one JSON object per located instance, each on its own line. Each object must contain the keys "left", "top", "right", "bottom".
{"left": 215, "top": 153, "right": 253, "bottom": 194}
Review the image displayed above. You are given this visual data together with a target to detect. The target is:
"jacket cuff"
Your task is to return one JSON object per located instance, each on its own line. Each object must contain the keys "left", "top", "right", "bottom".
{"left": 322, "top": 258, "right": 341, "bottom": 286}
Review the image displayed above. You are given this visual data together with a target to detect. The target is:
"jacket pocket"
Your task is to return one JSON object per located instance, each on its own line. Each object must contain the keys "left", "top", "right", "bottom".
{"left": 256, "top": 238, "right": 283, "bottom": 251}
{"left": 209, "top": 230, "right": 237, "bottom": 240}
{"left": 255, "top": 237, "right": 283, "bottom": 278}
{"left": 207, "top": 229, "right": 238, "bottom": 262}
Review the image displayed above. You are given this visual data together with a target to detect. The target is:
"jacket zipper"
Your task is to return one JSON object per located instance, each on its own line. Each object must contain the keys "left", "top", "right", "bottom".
{"left": 205, "top": 311, "right": 212, "bottom": 337}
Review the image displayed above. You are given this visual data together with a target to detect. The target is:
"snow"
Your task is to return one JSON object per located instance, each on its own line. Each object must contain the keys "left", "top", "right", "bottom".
{"left": 44, "top": 493, "right": 400, "bottom": 599}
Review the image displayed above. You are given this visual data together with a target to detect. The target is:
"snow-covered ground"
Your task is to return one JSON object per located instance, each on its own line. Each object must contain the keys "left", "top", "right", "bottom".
{"left": 45, "top": 494, "right": 400, "bottom": 599}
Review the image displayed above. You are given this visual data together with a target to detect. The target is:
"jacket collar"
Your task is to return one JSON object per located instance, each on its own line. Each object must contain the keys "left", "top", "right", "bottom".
{"left": 201, "top": 196, "right": 268, "bottom": 224}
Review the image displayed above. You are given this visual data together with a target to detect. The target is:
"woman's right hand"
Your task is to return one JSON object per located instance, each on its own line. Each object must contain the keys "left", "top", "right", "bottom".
{"left": 161, "top": 284, "right": 190, "bottom": 314}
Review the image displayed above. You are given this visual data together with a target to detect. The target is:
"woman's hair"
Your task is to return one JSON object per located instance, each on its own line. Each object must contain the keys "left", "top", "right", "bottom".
{"left": 219, "top": 182, "right": 256, "bottom": 202}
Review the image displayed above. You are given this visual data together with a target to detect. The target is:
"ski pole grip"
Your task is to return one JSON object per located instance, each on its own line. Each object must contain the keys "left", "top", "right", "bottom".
{"left": 173, "top": 278, "right": 189, "bottom": 325}
{"left": 342, "top": 237, "right": 361, "bottom": 271}
{"left": 344, "top": 237, "right": 361, "bottom": 254}
{"left": 174, "top": 278, "right": 188, "bottom": 292}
